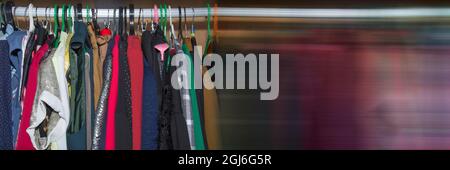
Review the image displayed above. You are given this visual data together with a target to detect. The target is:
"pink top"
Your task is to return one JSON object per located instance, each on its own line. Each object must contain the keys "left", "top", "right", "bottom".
{"left": 16, "top": 43, "right": 49, "bottom": 150}
{"left": 105, "top": 35, "right": 120, "bottom": 150}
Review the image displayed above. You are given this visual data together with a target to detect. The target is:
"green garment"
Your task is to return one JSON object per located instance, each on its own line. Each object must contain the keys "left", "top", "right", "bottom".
{"left": 182, "top": 44, "right": 205, "bottom": 150}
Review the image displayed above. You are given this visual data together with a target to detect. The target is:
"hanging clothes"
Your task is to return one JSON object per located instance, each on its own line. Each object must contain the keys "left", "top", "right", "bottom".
{"left": 115, "top": 35, "right": 133, "bottom": 150}
{"left": 86, "top": 24, "right": 98, "bottom": 150}
{"left": 0, "top": 40, "right": 12, "bottom": 150}
{"left": 67, "top": 21, "right": 88, "bottom": 150}
{"left": 105, "top": 34, "right": 120, "bottom": 150}
{"left": 161, "top": 57, "right": 190, "bottom": 150}
{"left": 127, "top": 35, "right": 144, "bottom": 150}
{"left": 6, "top": 28, "right": 26, "bottom": 148}
{"left": 16, "top": 42, "right": 49, "bottom": 150}
{"left": 173, "top": 40, "right": 197, "bottom": 150}
{"left": 141, "top": 29, "right": 161, "bottom": 150}
{"left": 203, "top": 36, "right": 221, "bottom": 150}
{"left": 189, "top": 36, "right": 208, "bottom": 149}
{"left": 92, "top": 31, "right": 114, "bottom": 150}
{"left": 94, "top": 32, "right": 112, "bottom": 107}
{"left": 27, "top": 46, "right": 67, "bottom": 150}
{"left": 52, "top": 32, "right": 71, "bottom": 150}
{"left": 182, "top": 43, "right": 201, "bottom": 150}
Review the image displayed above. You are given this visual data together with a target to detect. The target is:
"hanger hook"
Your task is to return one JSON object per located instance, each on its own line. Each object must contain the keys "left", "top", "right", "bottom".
{"left": 13, "top": 4, "right": 19, "bottom": 29}
{"left": 35, "top": 6, "right": 38, "bottom": 21}
{"left": 24, "top": 5, "right": 28, "bottom": 24}
{"left": 43, "top": 6, "right": 49, "bottom": 29}
{"left": 105, "top": 8, "right": 109, "bottom": 28}
{"left": 191, "top": 7, "right": 195, "bottom": 35}
{"left": 45, "top": 7, "right": 48, "bottom": 21}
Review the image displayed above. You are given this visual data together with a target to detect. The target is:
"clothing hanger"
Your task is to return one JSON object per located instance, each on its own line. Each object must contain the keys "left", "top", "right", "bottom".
{"left": 152, "top": 4, "right": 158, "bottom": 32}
{"left": 76, "top": 3, "right": 82, "bottom": 22}
{"left": 71, "top": 5, "right": 75, "bottom": 33}
{"left": 137, "top": 8, "right": 141, "bottom": 32}
{"left": 42, "top": 7, "right": 49, "bottom": 30}
{"left": 112, "top": 8, "right": 116, "bottom": 34}
{"left": 178, "top": 6, "right": 183, "bottom": 41}
{"left": 28, "top": 3, "right": 34, "bottom": 32}
{"left": 191, "top": 7, "right": 195, "bottom": 37}
{"left": 138, "top": 8, "right": 143, "bottom": 32}
{"left": 139, "top": 8, "right": 147, "bottom": 33}
{"left": 52, "top": 5, "right": 59, "bottom": 48}
{"left": 118, "top": 7, "right": 123, "bottom": 35}
{"left": 103, "top": 9, "right": 110, "bottom": 29}
{"left": 207, "top": 4, "right": 212, "bottom": 42}
{"left": 155, "top": 4, "right": 169, "bottom": 63}
{"left": 169, "top": 5, "right": 176, "bottom": 47}
{"left": 13, "top": 3, "right": 19, "bottom": 29}
{"left": 0, "top": 2, "right": 3, "bottom": 30}
{"left": 4, "top": 1, "right": 16, "bottom": 30}
{"left": 33, "top": 4, "right": 38, "bottom": 26}
{"left": 159, "top": 4, "right": 162, "bottom": 30}
{"left": 204, "top": 3, "right": 212, "bottom": 54}
{"left": 1, "top": 3, "right": 5, "bottom": 33}
{"left": 164, "top": 4, "right": 168, "bottom": 39}
{"left": 124, "top": 6, "right": 127, "bottom": 35}
{"left": 61, "top": 4, "right": 66, "bottom": 33}
{"left": 129, "top": 4, "right": 134, "bottom": 35}
{"left": 184, "top": 7, "right": 188, "bottom": 38}
{"left": 86, "top": 3, "right": 91, "bottom": 24}
{"left": 68, "top": 5, "right": 72, "bottom": 33}
{"left": 214, "top": 3, "right": 218, "bottom": 42}
{"left": 92, "top": 7, "right": 99, "bottom": 33}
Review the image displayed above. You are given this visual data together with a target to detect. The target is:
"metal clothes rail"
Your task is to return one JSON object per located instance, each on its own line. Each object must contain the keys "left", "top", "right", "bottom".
{"left": 10, "top": 6, "right": 450, "bottom": 19}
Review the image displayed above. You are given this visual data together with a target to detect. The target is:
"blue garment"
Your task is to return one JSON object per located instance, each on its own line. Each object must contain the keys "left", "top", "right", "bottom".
{"left": 6, "top": 30, "right": 26, "bottom": 145}
{"left": 0, "top": 24, "right": 14, "bottom": 40}
{"left": 0, "top": 40, "right": 12, "bottom": 149}
{"left": 142, "top": 58, "right": 159, "bottom": 150}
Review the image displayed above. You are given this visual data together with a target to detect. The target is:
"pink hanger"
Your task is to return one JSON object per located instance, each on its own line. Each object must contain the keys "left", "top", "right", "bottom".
{"left": 155, "top": 43, "right": 169, "bottom": 61}
{"left": 154, "top": 4, "right": 159, "bottom": 24}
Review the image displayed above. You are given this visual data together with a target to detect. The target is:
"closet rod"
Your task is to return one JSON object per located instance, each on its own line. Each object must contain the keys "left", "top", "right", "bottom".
{"left": 11, "top": 6, "right": 450, "bottom": 18}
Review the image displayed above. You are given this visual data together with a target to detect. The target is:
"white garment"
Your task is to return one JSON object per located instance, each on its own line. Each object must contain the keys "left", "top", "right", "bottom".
{"left": 52, "top": 32, "right": 70, "bottom": 149}
{"left": 26, "top": 32, "right": 70, "bottom": 150}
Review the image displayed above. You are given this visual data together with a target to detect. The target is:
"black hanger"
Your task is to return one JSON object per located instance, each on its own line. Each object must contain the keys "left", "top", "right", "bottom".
{"left": 124, "top": 6, "right": 127, "bottom": 35}
{"left": 119, "top": 7, "right": 123, "bottom": 35}
{"left": 129, "top": 4, "right": 134, "bottom": 35}
{"left": 112, "top": 8, "right": 116, "bottom": 34}
{"left": 4, "top": 1, "right": 16, "bottom": 30}
{"left": 138, "top": 8, "right": 145, "bottom": 32}
{"left": 1, "top": 3, "right": 6, "bottom": 33}
{"left": 76, "top": 3, "right": 82, "bottom": 22}
{"left": 92, "top": 8, "right": 99, "bottom": 34}
{"left": 178, "top": 6, "right": 183, "bottom": 40}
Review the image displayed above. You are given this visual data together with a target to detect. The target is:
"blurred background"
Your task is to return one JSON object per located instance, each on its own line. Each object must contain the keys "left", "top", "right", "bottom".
{"left": 14, "top": 0, "right": 450, "bottom": 149}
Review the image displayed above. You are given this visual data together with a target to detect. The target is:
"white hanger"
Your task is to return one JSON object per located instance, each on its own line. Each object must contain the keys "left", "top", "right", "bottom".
{"left": 28, "top": 3, "right": 35, "bottom": 32}
{"left": 71, "top": 5, "right": 75, "bottom": 33}
{"left": 169, "top": 5, "right": 175, "bottom": 40}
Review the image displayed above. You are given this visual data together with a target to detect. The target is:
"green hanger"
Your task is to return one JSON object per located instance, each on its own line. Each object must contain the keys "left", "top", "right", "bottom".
{"left": 68, "top": 5, "right": 72, "bottom": 33}
{"left": 53, "top": 4, "right": 59, "bottom": 48}
{"left": 204, "top": 3, "right": 212, "bottom": 54}
{"left": 61, "top": 4, "right": 66, "bottom": 33}
{"left": 0, "top": 2, "right": 4, "bottom": 27}
{"left": 159, "top": 4, "right": 162, "bottom": 30}
{"left": 86, "top": 3, "right": 91, "bottom": 23}
{"left": 164, "top": 4, "right": 168, "bottom": 38}
{"left": 207, "top": 4, "right": 212, "bottom": 40}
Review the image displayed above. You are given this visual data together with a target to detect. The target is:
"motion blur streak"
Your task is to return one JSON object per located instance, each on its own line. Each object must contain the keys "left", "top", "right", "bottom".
{"left": 217, "top": 4, "right": 450, "bottom": 149}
